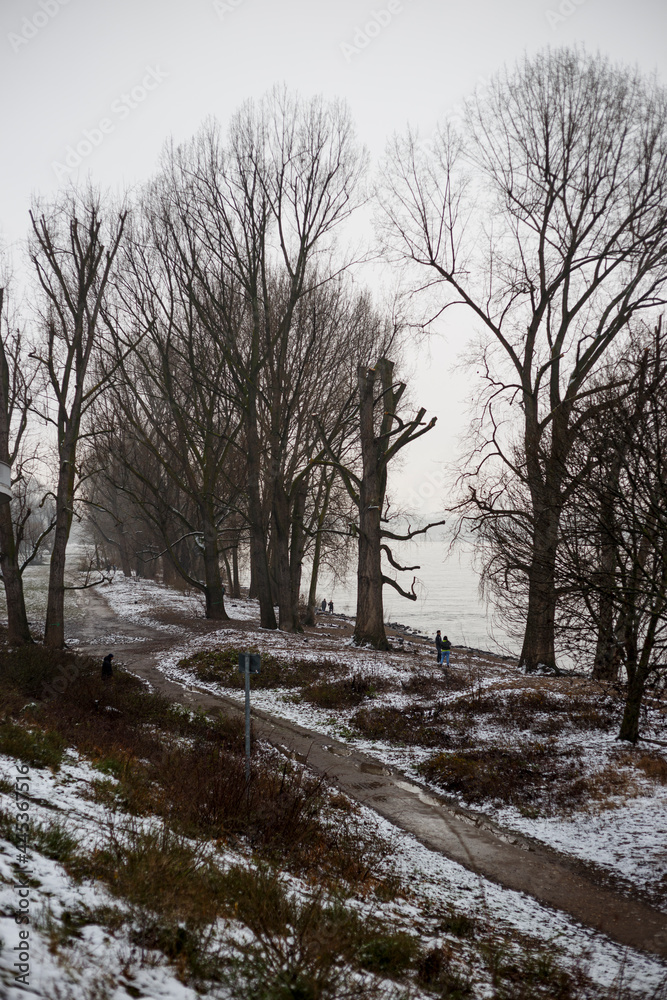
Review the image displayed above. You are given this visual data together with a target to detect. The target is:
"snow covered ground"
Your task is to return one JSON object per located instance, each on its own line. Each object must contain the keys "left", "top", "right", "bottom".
{"left": 0, "top": 753, "right": 208, "bottom": 1000}
{"left": 49, "top": 575, "right": 664, "bottom": 987}
{"left": 127, "top": 588, "right": 667, "bottom": 913}
{"left": 1, "top": 745, "right": 665, "bottom": 999}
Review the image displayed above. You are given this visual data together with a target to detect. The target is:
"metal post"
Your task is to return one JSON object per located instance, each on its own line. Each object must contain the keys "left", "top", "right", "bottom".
{"left": 245, "top": 654, "right": 251, "bottom": 783}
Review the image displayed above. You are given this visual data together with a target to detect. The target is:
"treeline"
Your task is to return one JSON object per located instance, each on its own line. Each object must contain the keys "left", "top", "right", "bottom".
{"left": 377, "top": 48, "right": 667, "bottom": 741}
{"left": 0, "top": 89, "right": 437, "bottom": 653}
{"left": 3, "top": 49, "right": 667, "bottom": 741}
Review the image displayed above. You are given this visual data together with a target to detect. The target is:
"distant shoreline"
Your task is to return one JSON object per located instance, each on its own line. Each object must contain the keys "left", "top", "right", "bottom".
{"left": 322, "top": 610, "right": 520, "bottom": 664}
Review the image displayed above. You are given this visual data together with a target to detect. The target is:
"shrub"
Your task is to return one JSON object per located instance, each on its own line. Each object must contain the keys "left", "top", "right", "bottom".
{"left": 635, "top": 753, "right": 667, "bottom": 784}
{"left": 69, "top": 824, "right": 226, "bottom": 926}
{"left": 225, "top": 881, "right": 416, "bottom": 999}
{"left": 417, "top": 744, "right": 592, "bottom": 814}
{"left": 352, "top": 705, "right": 471, "bottom": 749}
{"left": 0, "top": 645, "right": 92, "bottom": 701}
{"left": 480, "top": 941, "right": 585, "bottom": 999}
{"left": 0, "top": 721, "right": 65, "bottom": 769}
{"left": 33, "top": 819, "right": 79, "bottom": 862}
{"left": 417, "top": 945, "right": 474, "bottom": 997}
{"left": 438, "top": 910, "right": 478, "bottom": 939}
{"left": 179, "top": 648, "right": 337, "bottom": 689}
{"left": 401, "top": 671, "right": 468, "bottom": 697}
{"left": 357, "top": 931, "right": 419, "bottom": 977}
{"left": 302, "top": 672, "right": 392, "bottom": 710}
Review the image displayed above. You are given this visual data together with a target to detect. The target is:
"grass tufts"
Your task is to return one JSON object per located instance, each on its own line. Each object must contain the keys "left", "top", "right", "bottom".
{"left": 0, "top": 721, "right": 65, "bottom": 769}
{"left": 302, "top": 671, "right": 393, "bottom": 710}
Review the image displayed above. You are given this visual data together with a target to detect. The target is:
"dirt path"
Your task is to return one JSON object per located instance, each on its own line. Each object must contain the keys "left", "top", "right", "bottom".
{"left": 72, "top": 587, "right": 667, "bottom": 962}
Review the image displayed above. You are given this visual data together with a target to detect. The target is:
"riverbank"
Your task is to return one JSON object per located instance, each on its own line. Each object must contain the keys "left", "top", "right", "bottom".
{"left": 1, "top": 574, "right": 666, "bottom": 998}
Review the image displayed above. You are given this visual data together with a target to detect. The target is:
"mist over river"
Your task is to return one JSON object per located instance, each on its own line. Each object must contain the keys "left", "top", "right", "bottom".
{"left": 318, "top": 531, "right": 520, "bottom": 657}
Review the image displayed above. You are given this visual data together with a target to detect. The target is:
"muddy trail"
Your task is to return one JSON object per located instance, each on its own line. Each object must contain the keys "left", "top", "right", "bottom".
{"left": 71, "top": 586, "right": 667, "bottom": 963}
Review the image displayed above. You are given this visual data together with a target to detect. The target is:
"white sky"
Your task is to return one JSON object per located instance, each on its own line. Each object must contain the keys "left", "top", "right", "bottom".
{"left": 2, "top": 0, "right": 666, "bottom": 509}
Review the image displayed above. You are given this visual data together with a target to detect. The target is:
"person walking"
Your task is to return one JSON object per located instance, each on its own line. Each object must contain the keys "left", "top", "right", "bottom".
{"left": 101, "top": 652, "right": 114, "bottom": 681}
{"left": 321, "top": 598, "right": 327, "bottom": 612}
{"left": 328, "top": 600, "right": 334, "bottom": 614}
{"left": 442, "top": 635, "right": 451, "bottom": 667}
{"left": 435, "top": 630, "right": 443, "bottom": 665}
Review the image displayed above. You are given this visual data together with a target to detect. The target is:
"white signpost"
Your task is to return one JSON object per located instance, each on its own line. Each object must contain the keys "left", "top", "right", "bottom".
{"left": 0, "top": 461, "right": 11, "bottom": 505}
{"left": 238, "top": 653, "right": 261, "bottom": 781}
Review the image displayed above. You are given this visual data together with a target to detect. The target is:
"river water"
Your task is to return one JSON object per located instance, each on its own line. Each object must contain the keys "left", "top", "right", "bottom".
{"left": 318, "top": 531, "right": 520, "bottom": 656}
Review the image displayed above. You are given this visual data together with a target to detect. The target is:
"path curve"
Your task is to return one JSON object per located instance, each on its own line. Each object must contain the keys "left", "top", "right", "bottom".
{"left": 71, "top": 586, "right": 667, "bottom": 962}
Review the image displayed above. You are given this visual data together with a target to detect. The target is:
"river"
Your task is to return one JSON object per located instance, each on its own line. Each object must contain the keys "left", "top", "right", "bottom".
{"left": 318, "top": 531, "right": 520, "bottom": 656}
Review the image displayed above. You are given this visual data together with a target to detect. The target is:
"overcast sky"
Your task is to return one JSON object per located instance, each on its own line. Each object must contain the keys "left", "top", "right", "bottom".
{"left": 2, "top": 0, "right": 666, "bottom": 509}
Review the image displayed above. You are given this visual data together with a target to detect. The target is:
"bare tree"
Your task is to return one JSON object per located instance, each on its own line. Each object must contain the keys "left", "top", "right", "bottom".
{"left": 155, "top": 88, "right": 367, "bottom": 629}
{"left": 93, "top": 203, "right": 245, "bottom": 618}
{"left": 557, "top": 323, "right": 667, "bottom": 740}
{"left": 379, "top": 48, "right": 667, "bottom": 671}
{"left": 0, "top": 285, "right": 51, "bottom": 644}
{"left": 29, "top": 188, "right": 127, "bottom": 647}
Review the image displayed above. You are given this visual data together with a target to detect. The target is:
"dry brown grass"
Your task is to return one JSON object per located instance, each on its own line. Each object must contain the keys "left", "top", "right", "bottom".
{"left": 635, "top": 752, "right": 667, "bottom": 784}
{"left": 400, "top": 670, "right": 469, "bottom": 697}
{"left": 417, "top": 744, "right": 653, "bottom": 817}
{"left": 352, "top": 704, "right": 472, "bottom": 749}
{"left": 302, "top": 671, "right": 395, "bottom": 710}
{"left": 178, "top": 646, "right": 340, "bottom": 689}
{"left": 418, "top": 744, "right": 593, "bottom": 816}
{"left": 4, "top": 658, "right": 395, "bottom": 895}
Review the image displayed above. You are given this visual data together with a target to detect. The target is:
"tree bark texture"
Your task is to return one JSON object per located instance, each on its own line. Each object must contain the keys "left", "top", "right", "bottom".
{"left": 0, "top": 502, "right": 32, "bottom": 645}
{"left": 353, "top": 365, "right": 388, "bottom": 650}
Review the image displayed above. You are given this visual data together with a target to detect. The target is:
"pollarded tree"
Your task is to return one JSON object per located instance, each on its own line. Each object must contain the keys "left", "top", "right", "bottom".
{"left": 319, "top": 355, "right": 440, "bottom": 650}
{"left": 379, "top": 48, "right": 667, "bottom": 672}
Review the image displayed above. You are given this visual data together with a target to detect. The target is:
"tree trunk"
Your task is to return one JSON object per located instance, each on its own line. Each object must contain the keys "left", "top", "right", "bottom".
{"left": 592, "top": 453, "right": 623, "bottom": 680}
{"left": 273, "top": 484, "right": 297, "bottom": 631}
{"left": 519, "top": 509, "right": 558, "bottom": 673}
{"left": 305, "top": 471, "right": 334, "bottom": 627}
{"left": 44, "top": 457, "right": 76, "bottom": 648}
{"left": 118, "top": 530, "right": 133, "bottom": 577}
{"left": 619, "top": 670, "right": 646, "bottom": 743}
{"left": 0, "top": 503, "right": 32, "bottom": 645}
{"left": 305, "top": 532, "right": 322, "bottom": 627}
{"left": 201, "top": 511, "right": 228, "bottom": 620}
{"left": 289, "top": 477, "right": 308, "bottom": 630}
{"left": 592, "top": 580, "right": 621, "bottom": 681}
{"left": 222, "top": 548, "right": 233, "bottom": 594}
{"left": 354, "top": 366, "right": 388, "bottom": 650}
{"left": 246, "top": 408, "right": 276, "bottom": 628}
{"left": 162, "top": 554, "right": 182, "bottom": 588}
{"left": 619, "top": 579, "right": 663, "bottom": 742}
{"left": 231, "top": 538, "right": 241, "bottom": 598}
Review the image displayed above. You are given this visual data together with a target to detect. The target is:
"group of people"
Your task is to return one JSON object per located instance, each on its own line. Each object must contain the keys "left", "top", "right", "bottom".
{"left": 435, "top": 630, "right": 451, "bottom": 667}
{"left": 320, "top": 599, "right": 334, "bottom": 613}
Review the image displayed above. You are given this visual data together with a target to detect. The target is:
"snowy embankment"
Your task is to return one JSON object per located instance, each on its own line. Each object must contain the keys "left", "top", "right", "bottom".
{"left": 97, "top": 574, "right": 667, "bottom": 913}
{"left": 1, "top": 747, "right": 665, "bottom": 998}
{"left": 63, "top": 574, "right": 667, "bottom": 988}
